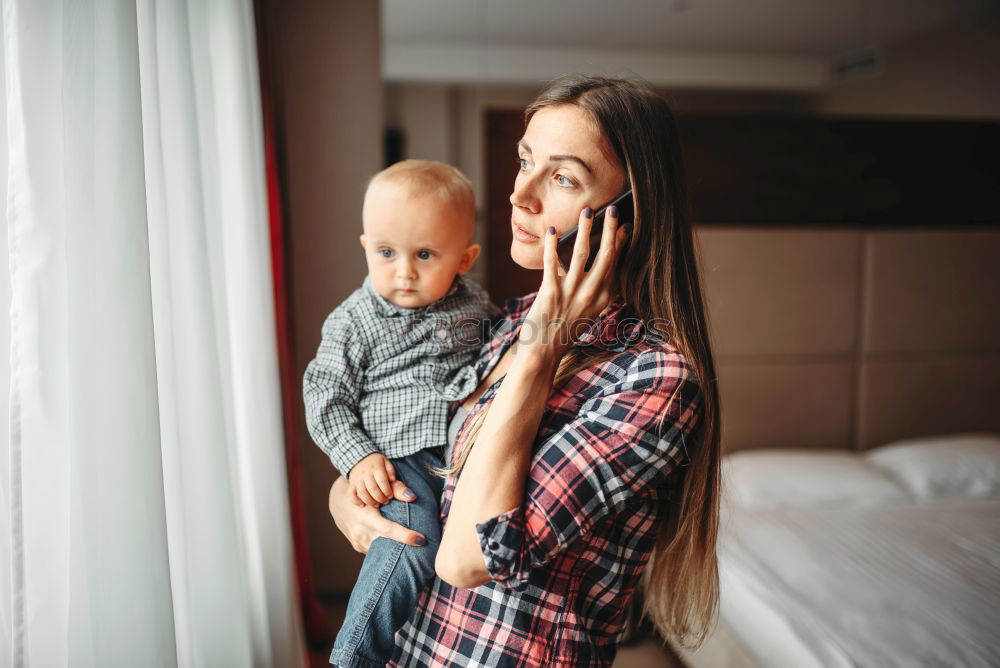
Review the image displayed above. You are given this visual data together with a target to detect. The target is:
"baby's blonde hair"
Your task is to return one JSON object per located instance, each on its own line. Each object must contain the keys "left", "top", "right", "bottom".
{"left": 367, "top": 159, "right": 474, "bottom": 219}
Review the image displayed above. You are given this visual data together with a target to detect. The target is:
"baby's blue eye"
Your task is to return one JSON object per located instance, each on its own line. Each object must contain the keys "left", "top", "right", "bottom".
{"left": 379, "top": 248, "right": 393, "bottom": 258}
{"left": 417, "top": 250, "right": 432, "bottom": 260}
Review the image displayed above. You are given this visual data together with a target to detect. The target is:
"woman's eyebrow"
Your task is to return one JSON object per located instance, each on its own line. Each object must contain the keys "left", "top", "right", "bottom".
{"left": 549, "top": 154, "right": 593, "bottom": 174}
{"left": 518, "top": 140, "right": 593, "bottom": 174}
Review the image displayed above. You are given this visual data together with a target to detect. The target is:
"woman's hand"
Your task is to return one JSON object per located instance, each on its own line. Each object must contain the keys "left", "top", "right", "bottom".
{"left": 521, "top": 206, "right": 627, "bottom": 360}
{"left": 435, "top": 207, "right": 625, "bottom": 587}
{"left": 328, "top": 476, "right": 428, "bottom": 553}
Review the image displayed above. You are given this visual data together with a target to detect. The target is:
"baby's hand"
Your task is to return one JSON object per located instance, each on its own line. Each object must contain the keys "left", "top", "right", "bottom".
{"left": 348, "top": 453, "right": 397, "bottom": 508}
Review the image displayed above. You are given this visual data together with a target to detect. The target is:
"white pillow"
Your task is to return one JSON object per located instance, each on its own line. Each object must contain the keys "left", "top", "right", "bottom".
{"left": 722, "top": 449, "right": 912, "bottom": 510}
{"left": 864, "top": 433, "right": 1000, "bottom": 501}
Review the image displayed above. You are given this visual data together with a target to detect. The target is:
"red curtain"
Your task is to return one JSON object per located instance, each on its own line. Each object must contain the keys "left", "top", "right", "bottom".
{"left": 253, "top": 3, "right": 331, "bottom": 648}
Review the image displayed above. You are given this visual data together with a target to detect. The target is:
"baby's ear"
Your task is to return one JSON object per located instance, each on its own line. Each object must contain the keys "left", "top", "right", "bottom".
{"left": 458, "top": 243, "right": 481, "bottom": 273}
{"left": 359, "top": 234, "right": 367, "bottom": 250}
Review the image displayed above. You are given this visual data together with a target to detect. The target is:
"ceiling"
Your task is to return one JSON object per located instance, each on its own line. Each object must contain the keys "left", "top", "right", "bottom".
{"left": 381, "top": 0, "right": 996, "bottom": 90}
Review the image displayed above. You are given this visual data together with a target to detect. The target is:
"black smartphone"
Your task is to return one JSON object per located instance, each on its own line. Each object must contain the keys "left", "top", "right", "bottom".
{"left": 556, "top": 189, "right": 634, "bottom": 272}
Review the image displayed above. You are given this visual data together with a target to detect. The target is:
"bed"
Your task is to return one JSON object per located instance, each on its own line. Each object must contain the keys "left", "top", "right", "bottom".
{"left": 680, "top": 433, "right": 1000, "bottom": 668}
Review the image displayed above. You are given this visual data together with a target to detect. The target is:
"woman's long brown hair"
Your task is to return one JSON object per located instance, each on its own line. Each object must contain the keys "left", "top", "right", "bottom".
{"left": 444, "top": 75, "right": 721, "bottom": 650}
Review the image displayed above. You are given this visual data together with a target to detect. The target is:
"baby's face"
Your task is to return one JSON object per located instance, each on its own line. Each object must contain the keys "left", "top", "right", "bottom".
{"left": 360, "top": 182, "right": 480, "bottom": 308}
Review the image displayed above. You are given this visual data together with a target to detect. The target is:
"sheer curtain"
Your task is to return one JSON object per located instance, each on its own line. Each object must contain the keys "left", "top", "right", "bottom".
{"left": 1, "top": 0, "right": 305, "bottom": 666}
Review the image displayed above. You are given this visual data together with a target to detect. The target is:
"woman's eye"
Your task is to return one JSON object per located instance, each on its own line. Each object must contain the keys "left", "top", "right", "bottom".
{"left": 379, "top": 248, "right": 393, "bottom": 258}
{"left": 555, "top": 174, "right": 575, "bottom": 188}
{"left": 517, "top": 157, "right": 531, "bottom": 171}
{"left": 417, "top": 250, "right": 432, "bottom": 260}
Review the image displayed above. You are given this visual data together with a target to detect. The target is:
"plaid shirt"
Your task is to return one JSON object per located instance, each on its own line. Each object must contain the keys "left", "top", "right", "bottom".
{"left": 303, "top": 275, "right": 497, "bottom": 477}
{"left": 389, "top": 291, "right": 705, "bottom": 667}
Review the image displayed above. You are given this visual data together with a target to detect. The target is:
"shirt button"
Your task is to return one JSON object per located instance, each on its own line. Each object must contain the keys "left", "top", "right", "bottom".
{"left": 488, "top": 540, "right": 499, "bottom": 551}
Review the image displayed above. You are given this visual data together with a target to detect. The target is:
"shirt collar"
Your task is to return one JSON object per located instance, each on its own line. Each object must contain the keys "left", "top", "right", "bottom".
{"left": 363, "top": 275, "right": 463, "bottom": 317}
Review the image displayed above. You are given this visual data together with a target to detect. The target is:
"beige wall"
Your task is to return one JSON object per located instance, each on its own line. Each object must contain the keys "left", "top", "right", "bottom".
{"left": 698, "top": 227, "right": 1000, "bottom": 453}
{"left": 386, "top": 84, "right": 455, "bottom": 165}
{"left": 270, "top": 0, "right": 381, "bottom": 594}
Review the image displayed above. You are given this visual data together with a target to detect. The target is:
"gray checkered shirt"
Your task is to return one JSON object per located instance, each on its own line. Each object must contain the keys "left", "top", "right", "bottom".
{"left": 303, "top": 275, "right": 498, "bottom": 477}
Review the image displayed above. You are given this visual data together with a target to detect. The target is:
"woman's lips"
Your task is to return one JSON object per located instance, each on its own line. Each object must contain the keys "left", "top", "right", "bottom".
{"left": 512, "top": 221, "right": 540, "bottom": 242}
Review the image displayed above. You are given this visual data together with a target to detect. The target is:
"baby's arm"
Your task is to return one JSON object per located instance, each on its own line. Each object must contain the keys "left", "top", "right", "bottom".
{"left": 303, "top": 308, "right": 381, "bottom": 478}
{"left": 347, "top": 453, "right": 397, "bottom": 507}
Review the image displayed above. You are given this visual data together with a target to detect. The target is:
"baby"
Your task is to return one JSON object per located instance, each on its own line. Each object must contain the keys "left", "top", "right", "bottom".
{"left": 303, "top": 159, "right": 496, "bottom": 668}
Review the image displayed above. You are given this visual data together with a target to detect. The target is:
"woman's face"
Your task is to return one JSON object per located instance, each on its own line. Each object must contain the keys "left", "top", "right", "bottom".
{"left": 510, "top": 104, "right": 627, "bottom": 270}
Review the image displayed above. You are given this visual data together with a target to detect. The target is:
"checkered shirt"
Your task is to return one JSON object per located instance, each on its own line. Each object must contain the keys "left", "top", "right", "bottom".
{"left": 303, "top": 275, "right": 498, "bottom": 477}
{"left": 388, "top": 291, "right": 705, "bottom": 667}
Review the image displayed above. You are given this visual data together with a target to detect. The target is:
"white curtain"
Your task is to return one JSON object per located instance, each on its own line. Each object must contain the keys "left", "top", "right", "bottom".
{"left": 0, "top": 0, "right": 306, "bottom": 666}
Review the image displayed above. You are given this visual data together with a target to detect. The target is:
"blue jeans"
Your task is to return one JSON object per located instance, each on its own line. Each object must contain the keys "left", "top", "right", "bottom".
{"left": 330, "top": 447, "right": 445, "bottom": 668}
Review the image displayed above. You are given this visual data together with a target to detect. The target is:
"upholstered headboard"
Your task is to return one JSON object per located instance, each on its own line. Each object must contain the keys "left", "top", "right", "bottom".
{"left": 695, "top": 227, "right": 1000, "bottom": 452}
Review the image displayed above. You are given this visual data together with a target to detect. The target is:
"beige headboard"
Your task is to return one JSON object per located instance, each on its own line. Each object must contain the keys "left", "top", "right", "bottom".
{"left": 695, "top": 226, "right": 1000, "bottom": 453}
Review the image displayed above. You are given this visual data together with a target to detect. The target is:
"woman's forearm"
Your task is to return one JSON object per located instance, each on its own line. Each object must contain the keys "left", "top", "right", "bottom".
{"left": 436, "top": 345, "right": 559, "bottom": 587}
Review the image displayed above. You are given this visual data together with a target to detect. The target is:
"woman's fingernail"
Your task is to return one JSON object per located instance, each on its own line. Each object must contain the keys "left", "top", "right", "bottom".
{"left": 414, "top": 535, "right": 427, "bottom": 546}
{"left": 402, "top": 489, "right": 415, "bottom": 500}
{"left": 583, "top": 207, "right": 593, "bottom": 218}
{"left": 548, "top": 226, "right": 556, "bottom": 236}
{"left": 609, "top": 205, "right": 618, "bottom": 218}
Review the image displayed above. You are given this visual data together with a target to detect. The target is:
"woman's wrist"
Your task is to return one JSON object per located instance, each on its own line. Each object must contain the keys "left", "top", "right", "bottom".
{"left": 512, "top": 338, "right": 563, "bottom": 378}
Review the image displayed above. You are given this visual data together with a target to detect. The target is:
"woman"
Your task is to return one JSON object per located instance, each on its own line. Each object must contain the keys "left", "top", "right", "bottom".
{"left": 328, "top": 75, "right": 721, "bottom": 667}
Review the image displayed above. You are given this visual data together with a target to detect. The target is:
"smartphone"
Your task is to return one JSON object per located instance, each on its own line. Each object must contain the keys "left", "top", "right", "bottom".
{"left": 556, "top": 189, "right": 634, "bottom": 272}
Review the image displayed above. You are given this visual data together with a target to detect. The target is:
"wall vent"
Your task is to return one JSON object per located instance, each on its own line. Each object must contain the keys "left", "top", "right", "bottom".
{"left": 832, "top": 47, "right": 884, "bottom": 80}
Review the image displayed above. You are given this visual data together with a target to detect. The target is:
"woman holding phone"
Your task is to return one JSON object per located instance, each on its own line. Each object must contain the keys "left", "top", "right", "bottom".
{"left": 327, "top": 75, "right": 721, "bottom": 667}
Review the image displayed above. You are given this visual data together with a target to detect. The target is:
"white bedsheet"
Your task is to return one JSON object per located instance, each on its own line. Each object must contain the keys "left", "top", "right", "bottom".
{"left": 719, "top": 500, "right": 1000, "bottom": 667}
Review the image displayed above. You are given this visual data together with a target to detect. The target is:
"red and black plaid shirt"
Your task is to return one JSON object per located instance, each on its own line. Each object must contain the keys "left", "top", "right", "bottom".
{"left": 389, "top": 291, "right": 704, "bottom": 667}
